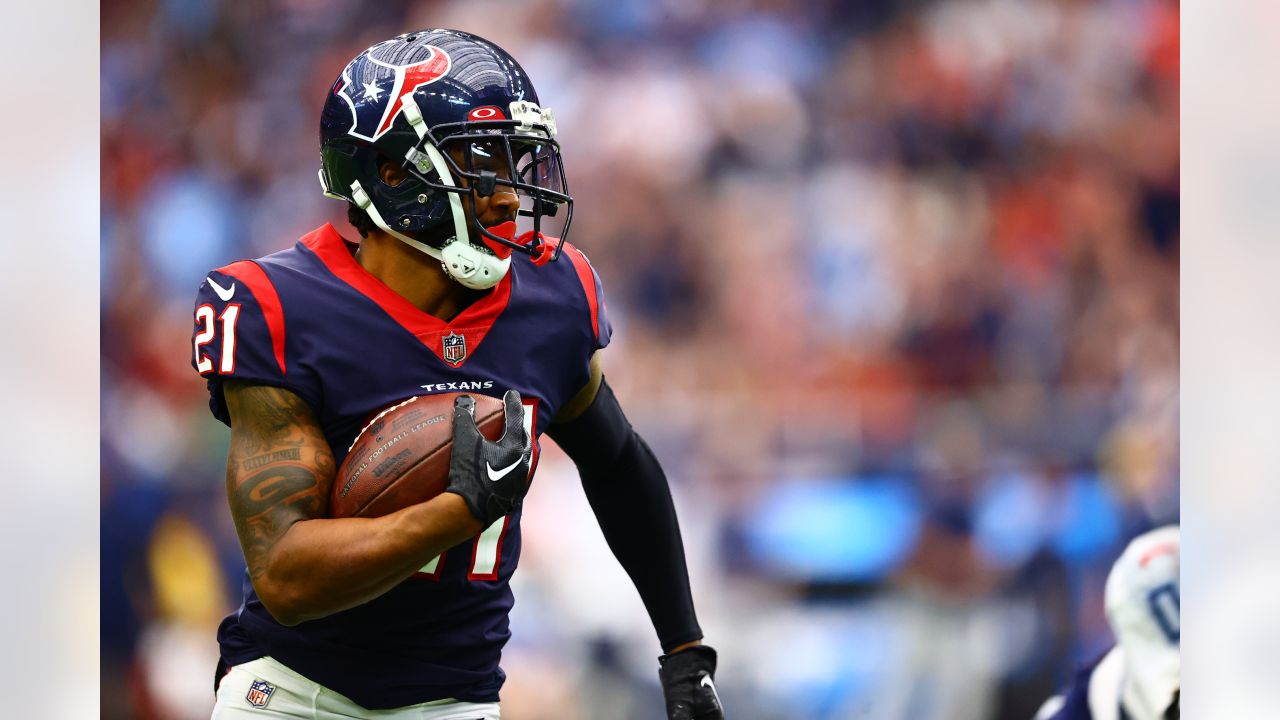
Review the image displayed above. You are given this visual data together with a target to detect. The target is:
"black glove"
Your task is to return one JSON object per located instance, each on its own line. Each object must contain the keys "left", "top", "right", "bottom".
{"left": 659, "top": 645, "right": 724, "bottom": 720}
{"left": 445, "top": 391, "right": 532, "bottom": 526}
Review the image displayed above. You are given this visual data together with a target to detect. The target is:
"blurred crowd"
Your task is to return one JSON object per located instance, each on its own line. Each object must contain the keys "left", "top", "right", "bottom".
{"left": 101, "top": 0, "right": 1179, "bottom": 718}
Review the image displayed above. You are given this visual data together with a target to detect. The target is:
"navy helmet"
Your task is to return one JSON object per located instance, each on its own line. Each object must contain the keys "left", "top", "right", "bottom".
{"left": 319, "top": 29, "right": 571, "bottom": 289}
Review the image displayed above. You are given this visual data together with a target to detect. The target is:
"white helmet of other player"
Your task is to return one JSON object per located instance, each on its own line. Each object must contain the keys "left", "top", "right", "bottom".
{"left": 1105, "top": 525, "right": 1180, "bottom": 718}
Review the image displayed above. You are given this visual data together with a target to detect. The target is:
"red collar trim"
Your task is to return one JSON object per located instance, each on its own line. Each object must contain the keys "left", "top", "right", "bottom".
{"left": 300, "top": 224, "right": 512, "bottom": 366}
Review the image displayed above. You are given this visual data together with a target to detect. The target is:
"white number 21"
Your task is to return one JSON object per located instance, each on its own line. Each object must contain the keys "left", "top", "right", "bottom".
{"left": 194, "top": 303, "right": 241, "bottom": 374}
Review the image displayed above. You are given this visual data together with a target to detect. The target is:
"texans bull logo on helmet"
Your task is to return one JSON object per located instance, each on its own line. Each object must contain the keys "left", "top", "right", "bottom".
{"left": 332, "top": 43, "right": 452, "bottom": 141}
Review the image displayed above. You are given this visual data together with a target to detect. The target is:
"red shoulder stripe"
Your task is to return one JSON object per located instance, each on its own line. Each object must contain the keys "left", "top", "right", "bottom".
{"left": 562, "top": 243, "right": 600, "bottom": 342}
{"left": 216, "top": 260, "right": 287, "bottom": 375}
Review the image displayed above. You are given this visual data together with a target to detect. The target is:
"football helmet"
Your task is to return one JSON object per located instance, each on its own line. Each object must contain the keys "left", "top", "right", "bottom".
{"left": 319, "top": 29, "right": 571, "bottom": 289}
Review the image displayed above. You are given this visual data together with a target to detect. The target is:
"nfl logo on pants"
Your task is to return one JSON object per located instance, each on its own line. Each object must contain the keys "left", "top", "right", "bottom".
{"left": 246, "top": 679, "right": 275, "bottom": 708}
{"left": 443, "top": 331, "right": 467, "bottom": 365}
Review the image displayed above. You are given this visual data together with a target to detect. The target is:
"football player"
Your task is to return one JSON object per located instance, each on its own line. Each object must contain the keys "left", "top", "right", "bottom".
{"left": 1035, "top": 526, "right": 1180, "bottom": 720}
{"left": 191, "top": 29, "right": 723, "bottom": 720}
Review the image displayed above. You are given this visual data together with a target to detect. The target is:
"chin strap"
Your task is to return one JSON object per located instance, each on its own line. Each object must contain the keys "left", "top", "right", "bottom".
{"left": 349, "top": 95, "right": 512, "bottom": 291}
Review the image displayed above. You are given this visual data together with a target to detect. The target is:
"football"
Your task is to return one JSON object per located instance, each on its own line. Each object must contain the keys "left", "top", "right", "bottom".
{"left": 330, "top": 392, "right": 506, "bottom": 518}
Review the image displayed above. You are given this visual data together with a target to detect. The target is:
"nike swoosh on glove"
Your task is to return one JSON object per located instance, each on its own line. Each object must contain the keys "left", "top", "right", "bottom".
{"left": 659, "top": 645, "right": 725, "bottom": 720}
{"left": 445, "top": 390, "right": 532, "bottom": 526}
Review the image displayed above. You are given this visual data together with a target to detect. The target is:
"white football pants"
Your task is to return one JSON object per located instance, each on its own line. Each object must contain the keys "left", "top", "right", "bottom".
{"left": 211, "top": 656, "right": 501, "bottom": 719}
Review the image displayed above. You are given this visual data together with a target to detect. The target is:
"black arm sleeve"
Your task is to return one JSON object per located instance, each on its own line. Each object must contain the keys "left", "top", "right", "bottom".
{"left": 546, "top": 379, "right": 703, "bottom": 653}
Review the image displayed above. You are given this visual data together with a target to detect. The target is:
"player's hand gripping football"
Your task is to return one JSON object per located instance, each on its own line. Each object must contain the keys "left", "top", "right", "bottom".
{"left": 446, "top": 390, "right": 533, "bottom": 526}
{"left": 659, "top": 645, "right": 725, "bottom": 719}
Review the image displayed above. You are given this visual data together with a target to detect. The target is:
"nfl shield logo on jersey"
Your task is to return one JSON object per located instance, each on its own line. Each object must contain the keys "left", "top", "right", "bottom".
{"left": 443, "top": 331, "right": 467, "bottom": 366}
{"left": 245, "top": 679, "right": 275, "bottom": 708}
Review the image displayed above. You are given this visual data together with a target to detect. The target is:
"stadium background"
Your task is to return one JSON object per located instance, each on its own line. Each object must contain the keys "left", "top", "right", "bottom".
{"left": 100, "top": 0, "right": 1178, "bottom": 718}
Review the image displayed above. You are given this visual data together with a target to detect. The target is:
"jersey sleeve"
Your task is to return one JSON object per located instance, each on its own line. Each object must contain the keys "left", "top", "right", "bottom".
{"left": 190, "top": 261, "right": 304, "bottom": 425}
{"left": 562, "top": 243, "right": 612, "bottom": 352}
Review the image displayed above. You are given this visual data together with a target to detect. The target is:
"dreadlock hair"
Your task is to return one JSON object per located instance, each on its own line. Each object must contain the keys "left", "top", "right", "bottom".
{"left": 347, "top": 203, "right": 377, "bottom": 239}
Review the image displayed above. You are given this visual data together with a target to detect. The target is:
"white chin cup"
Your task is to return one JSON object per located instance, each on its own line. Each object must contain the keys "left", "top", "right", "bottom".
{"left": 440, "top": 240, "right": 511, "bottom": 290}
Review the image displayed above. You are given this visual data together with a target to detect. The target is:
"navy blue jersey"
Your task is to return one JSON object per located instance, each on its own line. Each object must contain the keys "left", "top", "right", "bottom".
{"left": 190, "top": 224, "right": 610, "bottom": 709}
{"left": 1044, "top": 648, "right": 1133, "bottom": 720}
{"left": 1052, "top": 656, "right": 1103, "bottom": 720}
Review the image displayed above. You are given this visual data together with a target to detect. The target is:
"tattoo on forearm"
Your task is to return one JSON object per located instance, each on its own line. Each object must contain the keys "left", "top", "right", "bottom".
{"left": 243, "top": 448, "right": 302, "bottom": 470}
